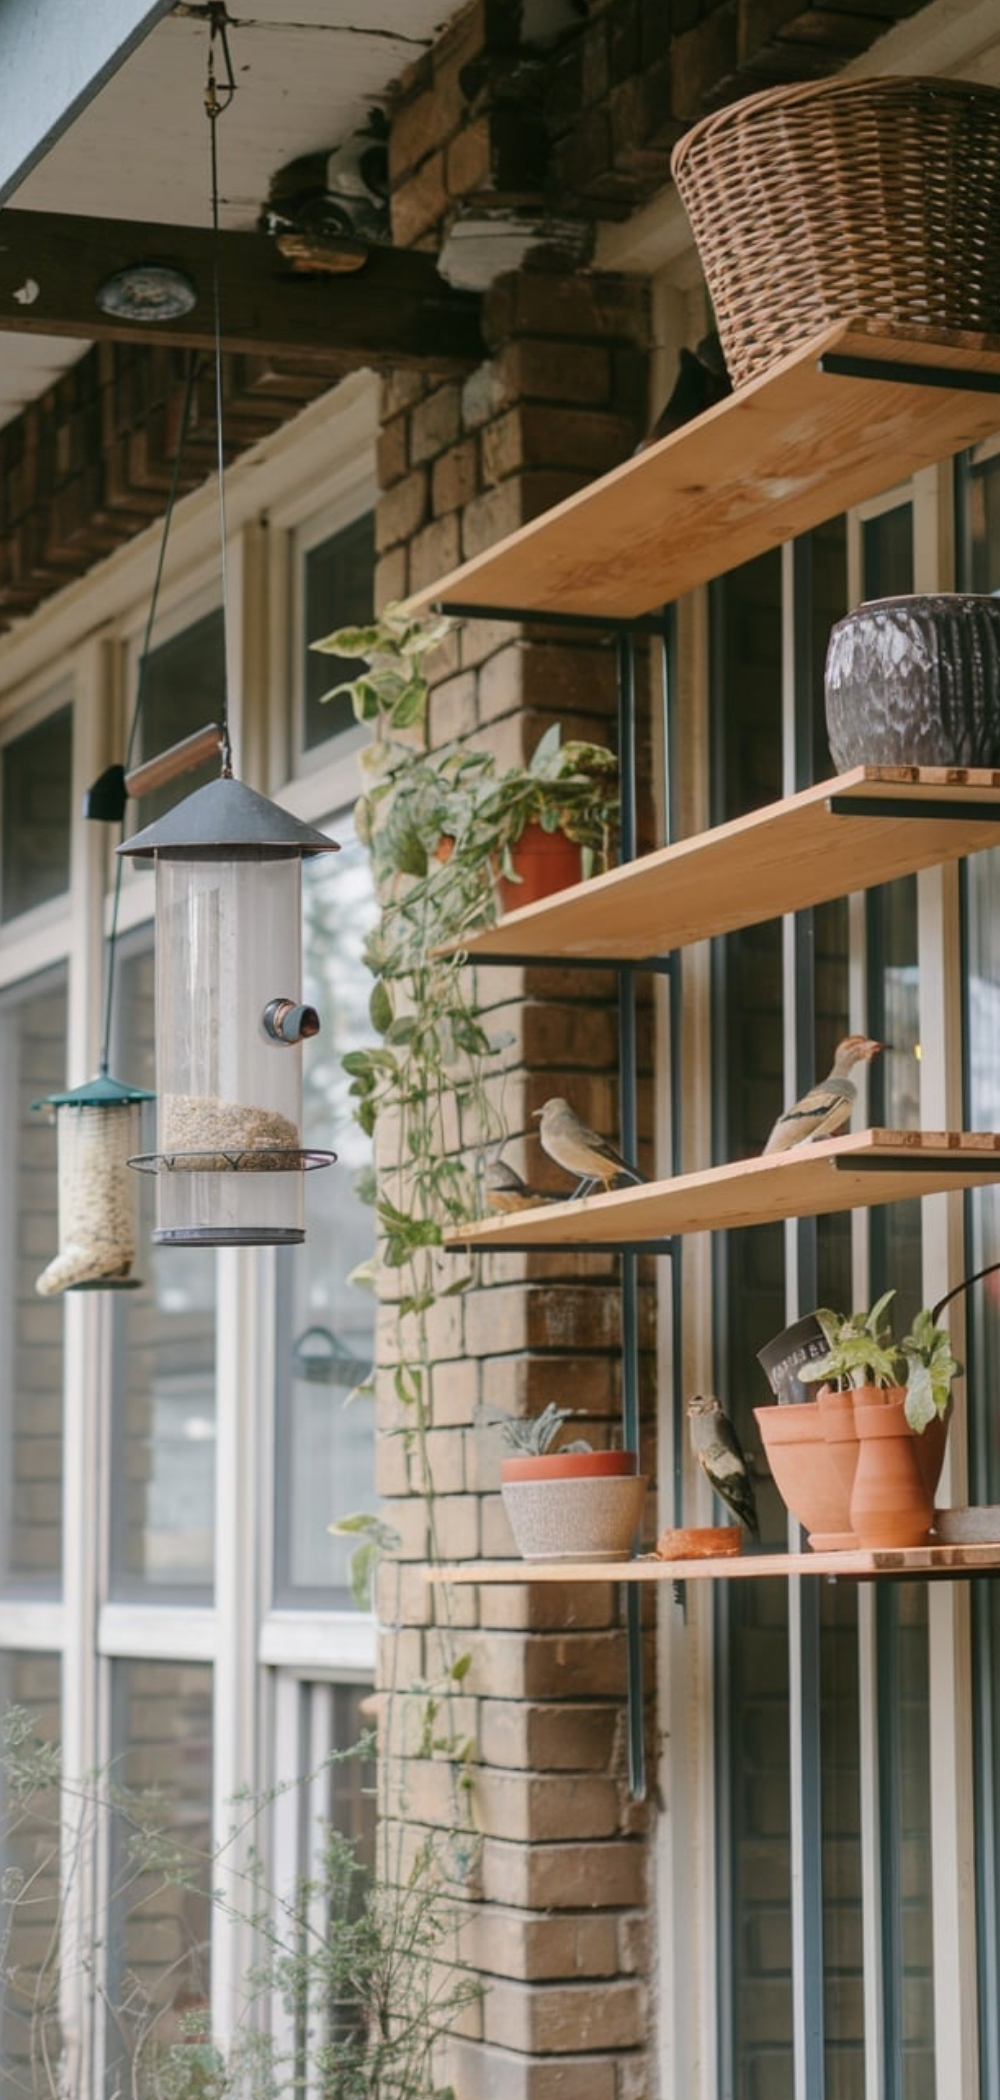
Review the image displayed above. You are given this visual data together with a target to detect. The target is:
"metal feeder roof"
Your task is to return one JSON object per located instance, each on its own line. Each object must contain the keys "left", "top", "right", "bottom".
{"left": 118, "top": 775, "right": 341, "bottom": 859}
{"left": 34, "top": 1072, "right": 156, "bottom": 1110}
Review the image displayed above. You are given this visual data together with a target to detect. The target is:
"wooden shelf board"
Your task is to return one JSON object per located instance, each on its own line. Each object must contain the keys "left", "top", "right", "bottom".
{"left": 403, "top": 320, "right": 1000, "bottom": 620}
{"left": 445, "top": 767, "right": 1000, "bottom": 964}
{"left": 427, "top": 1542, "right": 1000, "bottom": 1584}
{"left": 445, "top": 1129, "right": 1000, "bottom": 1248}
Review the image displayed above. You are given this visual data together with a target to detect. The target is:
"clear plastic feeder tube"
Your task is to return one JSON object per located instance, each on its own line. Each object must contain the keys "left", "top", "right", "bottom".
{"left": 154, "top": 848, "right": 307, "bottom": 1245}
{"left": 36, "top": 1096, "right": 145, "bottom": 1296}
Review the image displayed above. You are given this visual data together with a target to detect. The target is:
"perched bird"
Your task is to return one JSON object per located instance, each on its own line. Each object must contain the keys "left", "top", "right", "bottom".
{"left": 533, "top": 1097, "right": 645, "bottom": 1197}
{"left": 688, "top": 1395, "right": 759, "bottom": 1536}
{"left": 762, "top": 1035, "right": 882, "bottom": 1155}
{"left": 636, "top": 331, "right": 732, "bottom": 451}
{"left": 484, "top": 1159, "right": 555, "bottom": 1214}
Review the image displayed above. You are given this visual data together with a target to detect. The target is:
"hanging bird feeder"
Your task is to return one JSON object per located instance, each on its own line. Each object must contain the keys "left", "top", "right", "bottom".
{"left": 34, "top": 1073, "right": 155, "bottom": 1296}
{"left": 119, "top": 775, "right": 339, "bottom": 1247}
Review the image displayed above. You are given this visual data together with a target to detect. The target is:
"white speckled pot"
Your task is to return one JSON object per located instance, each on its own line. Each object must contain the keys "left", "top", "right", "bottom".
{"left": 501, "top": 1474, "right": 647, "bottom": 1563}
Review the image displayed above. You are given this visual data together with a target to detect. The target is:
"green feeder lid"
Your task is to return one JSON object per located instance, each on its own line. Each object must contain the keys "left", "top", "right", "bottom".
{"left": 33, "top": 1072, "right": 156, "bottom": 1111}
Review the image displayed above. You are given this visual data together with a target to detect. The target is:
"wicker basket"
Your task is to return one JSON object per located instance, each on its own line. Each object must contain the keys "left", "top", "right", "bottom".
{"left": 671, "top": 76, "right": 1000, "bottom": 389}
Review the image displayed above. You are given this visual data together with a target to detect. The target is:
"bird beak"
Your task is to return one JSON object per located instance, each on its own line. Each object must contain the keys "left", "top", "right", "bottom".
{"left": 531, "top": 1108, "right": 542, "bottom": 1120}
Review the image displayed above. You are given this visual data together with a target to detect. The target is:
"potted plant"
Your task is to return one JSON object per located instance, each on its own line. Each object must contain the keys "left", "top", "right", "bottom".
{"left": 311, "top": 605, "right": 619, "bottom": 924}
{"left": 792, "top": 1292, "right": 960, "bottom": 1548}
{"left": 497, "top": 1403, "right": 645, "bottom": 1563}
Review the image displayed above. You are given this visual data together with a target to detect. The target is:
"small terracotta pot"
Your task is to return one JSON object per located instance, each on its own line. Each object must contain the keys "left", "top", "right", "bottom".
{"left": 497, "top": 823, "right": 582, "bottom": 913}
{"left": 754, "top": 1400, "right": 854, "bottom": 1548}
{"left": 500, "top": 1449, "right": 637, "bottom": 1484}
{"left": 849, "top": 1387, "right": 934, "bottom": 1549}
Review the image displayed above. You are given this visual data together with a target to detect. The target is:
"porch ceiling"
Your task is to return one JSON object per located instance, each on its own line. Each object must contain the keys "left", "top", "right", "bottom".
{"left": 0, "top": 0, "right": 457, "bottom": 428}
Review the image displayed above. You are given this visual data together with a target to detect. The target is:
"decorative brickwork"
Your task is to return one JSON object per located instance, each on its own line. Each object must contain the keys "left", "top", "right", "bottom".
{"left": 371, "top": 254, "right": 660, "bottom": 2096}
{"left": 0, "top": 345, "right": 333, "bottom": 631}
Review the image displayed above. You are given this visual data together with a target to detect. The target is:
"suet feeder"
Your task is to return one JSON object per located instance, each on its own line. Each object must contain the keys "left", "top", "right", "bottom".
{"left": 33, "top": 1073, "right": 155, "bottom": 1296}
{"left": 119, "top": 775, "right": 339, "bottom": 1247}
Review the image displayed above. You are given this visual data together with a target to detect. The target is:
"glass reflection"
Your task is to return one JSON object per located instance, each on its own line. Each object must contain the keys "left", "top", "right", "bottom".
{"left": 110, "top": 943, "right": 216, "bottom": 1595}
{"left": 0, "top": 969, "right": 66, "bottom": 1590}
{"left": 275, "top": 831, "right": 377, "bottom": 1602}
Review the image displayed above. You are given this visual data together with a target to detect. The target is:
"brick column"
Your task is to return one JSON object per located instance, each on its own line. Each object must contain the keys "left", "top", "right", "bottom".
{"left": 372, "top": 252, "right": 658, "bottom": 2099}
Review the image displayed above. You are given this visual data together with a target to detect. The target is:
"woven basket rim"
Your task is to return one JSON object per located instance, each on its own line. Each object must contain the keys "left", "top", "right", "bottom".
{"left": 671, "top": 71, "right": 1000, "bottom": 177}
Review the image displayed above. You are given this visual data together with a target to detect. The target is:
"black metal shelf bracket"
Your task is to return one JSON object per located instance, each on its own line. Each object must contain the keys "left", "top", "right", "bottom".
{"left": 828, "top": 793, "right": 1000, "bottom": 823}
{"left": 818, "top": 352, "right": 1000, "bottom": 395}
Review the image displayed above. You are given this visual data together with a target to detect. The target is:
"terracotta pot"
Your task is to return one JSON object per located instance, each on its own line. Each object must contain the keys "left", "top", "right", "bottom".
{"left": 816, "top": 1385, "right": 860, "bottom": 1520}
{"left": 500, "top": 1449, "right": 637, "bottom": 1485}
{"left": 497, "top": 823, "right": 582, "bottom": 913}
{"left": 753, "top": 1400, "right": 854, "bottom": 1549}
{"left": 849, "top": 1387, "right": 934, "bottom": 1548}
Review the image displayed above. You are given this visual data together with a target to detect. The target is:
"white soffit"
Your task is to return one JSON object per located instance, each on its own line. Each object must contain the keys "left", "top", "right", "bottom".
{"left": 0, "top": 2, "right": 455, "bottom": 426}
{"left": 11, "top": 3, "right": 453, "bottom": 231}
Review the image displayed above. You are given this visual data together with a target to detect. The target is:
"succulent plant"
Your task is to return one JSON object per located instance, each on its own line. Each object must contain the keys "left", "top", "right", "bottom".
{"left": 497, "top": 1403, "right": 592, "bottom": 1457}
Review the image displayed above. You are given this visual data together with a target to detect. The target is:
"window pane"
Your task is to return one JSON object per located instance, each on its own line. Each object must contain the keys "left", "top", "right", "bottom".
{"left": 274, "top": 833, "right": 377, "bottom": 1603}
{"left": 0, "top": 1653, "right": 61, "bottom": 2093}
{"left": 1, "top": 705, "right": 73, "bottom": 921}
{"left": 135, "top": 609, "right": 226, "bottom": 825}
{"left": 302, "top": 513, "right": 375, "bottom": 749}
{"left": 109, "top": 942, "right": 216, "bottom": 1595}
{"left": 959, "top": 442, "right": 1000, "bottom": 2098}
{"left": 107, "top": 1659, "right": 213, "bottom": 2087}
{"left": 711, "top": 550, "right": 794, "bottom": 2096}
{"left": 0, "top": 971, "right": 65, "bottom": 1589}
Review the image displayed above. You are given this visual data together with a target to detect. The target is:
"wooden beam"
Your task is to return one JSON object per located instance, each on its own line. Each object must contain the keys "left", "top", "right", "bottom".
{"left": 0, "top": 0, "right": 173, "bottom": 206}
{"left": 0, "top": 209, "right": 485, "bottom": 374}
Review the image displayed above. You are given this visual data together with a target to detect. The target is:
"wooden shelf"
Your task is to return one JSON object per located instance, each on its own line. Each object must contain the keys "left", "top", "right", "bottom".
{"left": 427, "top": 1542, "right": 1000, "bottom": 1584}
{"left": 445, "top": 766, "right": 1000, "bottom": 964}
{"left": 445, "top": 1129, "right": 1000, "bottom": 1248}
{"left": 403, "top": 320, "right": 1000, "bottom": 621}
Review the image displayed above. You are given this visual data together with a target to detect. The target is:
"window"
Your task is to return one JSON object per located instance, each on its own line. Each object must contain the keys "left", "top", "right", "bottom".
{"left": 298, "top": 511, "right": 375, "bottom": 753}
{"left": 130, "top": 606, "right": 226, "bottom": 824}
{"left": 108, "top": 940, "right": 216, "bottom": 1597}
{"left": 106, "top": 1659, "right": 214, "bottom": 2085}
{"left": 1, "top": 703, "right": 73, "bottom": 921}
{"left": 0, "top": 1652, "right": 61, "bottom": 2091}
{"left": 0, "top": 968, "right": 66, "bottom": 1592}
{"left": 274, "top": 831, "right": 377, "bottom": 1604}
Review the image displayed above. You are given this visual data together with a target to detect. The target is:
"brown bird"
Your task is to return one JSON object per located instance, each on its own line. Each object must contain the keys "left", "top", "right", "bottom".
{"left": 762, "top": 1035, "right": 882, "bottom": 1155}
{"left": 688, "top": 1395, "right": 759, "bottom": 1536}
{"left": 533, "top": 1097, "right": 644, "bottom": 1197}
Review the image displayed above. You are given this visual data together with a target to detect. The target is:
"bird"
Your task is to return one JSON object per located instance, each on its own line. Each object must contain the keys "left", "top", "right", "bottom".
{"left": 636, "top": 332, "right": 732, "bottom": 451}
{"left": 687, "top": 1395, "right": 759, "bottom": 1536}
{"left": 483, "top": 1159, "right": 556, "bottom": 1214}
{"left": 533, "top": 1097, "right": 645, "bottom": 1197}
{"left": 762, "top": 1035, "right": 883, "bottom": 1155}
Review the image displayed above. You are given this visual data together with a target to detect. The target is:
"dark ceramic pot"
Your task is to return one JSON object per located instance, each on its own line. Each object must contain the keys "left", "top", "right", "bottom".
{"left": 824, "top": 594, "right": 1000, "bottom": 771}
{"left": 757, "top": 1313, "right": 830, "bottom": 1405}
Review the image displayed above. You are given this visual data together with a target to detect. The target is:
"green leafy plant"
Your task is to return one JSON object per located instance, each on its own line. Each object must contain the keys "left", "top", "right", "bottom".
{"left": 799, "top": 1289, "right": 961, "bottom": 1431}
{"left": 496, "top": 1402, "right": 592, "bottom": 1457}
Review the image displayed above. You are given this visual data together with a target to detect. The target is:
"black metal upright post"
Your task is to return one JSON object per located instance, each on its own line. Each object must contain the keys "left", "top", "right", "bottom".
{"left": 616, "top": 629, "right": 645, "bottom": 1800}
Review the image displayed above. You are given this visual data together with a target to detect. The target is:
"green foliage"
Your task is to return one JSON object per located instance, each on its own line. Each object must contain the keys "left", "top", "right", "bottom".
{"left": 1, "top": 1709, "right": 478, "bottom": 2100}
{"left": 496, "top": 1402, "right": 593, "bottom": 1457}
{"left": 800, "top": 1290, "right": 961, "bottom": 1430}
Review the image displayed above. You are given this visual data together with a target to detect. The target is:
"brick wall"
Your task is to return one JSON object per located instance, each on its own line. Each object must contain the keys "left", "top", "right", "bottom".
{"left": 375, "top": 40, "right": 662, "bottom": 2077}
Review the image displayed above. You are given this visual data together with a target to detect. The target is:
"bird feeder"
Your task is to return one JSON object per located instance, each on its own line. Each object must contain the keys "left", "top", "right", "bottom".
{"left": 33, "top": 1073, "right": 155, "bottom": 1296}
{"left": 119, "top": 775, "right": 339, "bottom": 1246}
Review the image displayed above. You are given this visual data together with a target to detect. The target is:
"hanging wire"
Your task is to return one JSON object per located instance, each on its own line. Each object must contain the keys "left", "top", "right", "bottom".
{"left": 99, "top": 351, "right": 203, "bottom": 1076}
{"left": 205, "top": 1, "right": 238, "bottom": 779}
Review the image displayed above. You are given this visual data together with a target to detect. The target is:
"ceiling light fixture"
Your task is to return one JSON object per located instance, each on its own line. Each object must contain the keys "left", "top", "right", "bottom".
{"left": 96, "top": 261, "right": 198, "bottom": 322}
